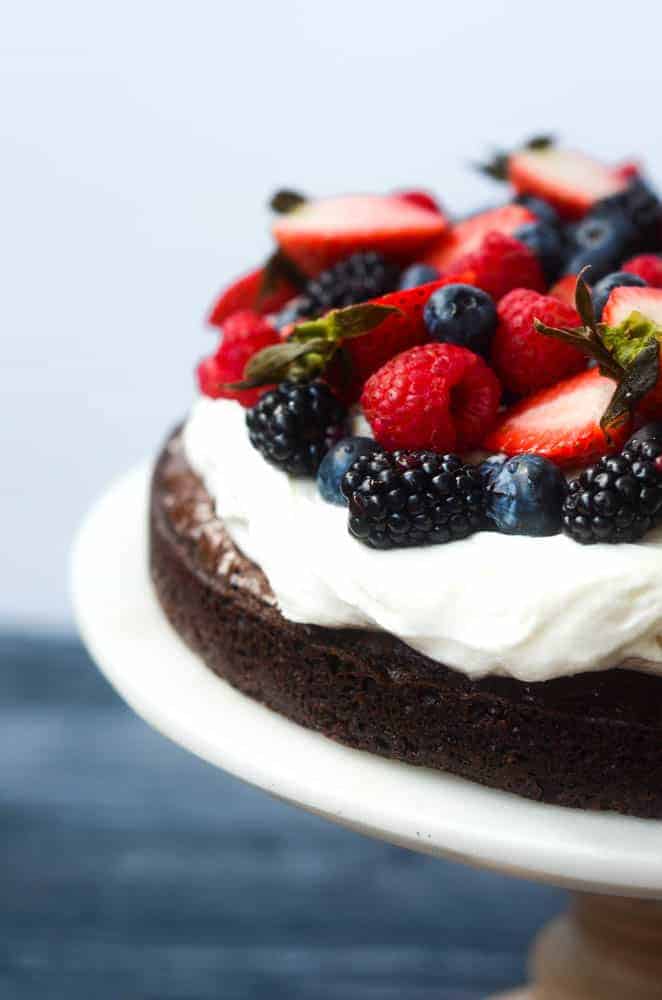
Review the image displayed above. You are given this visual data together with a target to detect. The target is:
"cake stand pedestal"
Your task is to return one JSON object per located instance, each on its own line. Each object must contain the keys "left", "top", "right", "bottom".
{"left": 72, "top": 467, "right": 662, "bottom": 1000}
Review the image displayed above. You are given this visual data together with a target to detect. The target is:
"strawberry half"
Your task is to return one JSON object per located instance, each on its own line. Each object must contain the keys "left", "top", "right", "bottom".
{"left": 602, "top": 286, "right": 662, "bottom": 419}
{"left": 548, "top": 274, "right": 580, "bottom": 308}
{"left": 273, "top": 194, "right": 448, "bottom": 275}
{"left": 508, "top": 147, "right": 627, "bottom": 220}
{"left": 602, "top": 285, "right": 662, "bottom": 328}
{"left": 484, "top": 368, "right": 629, "bottom": 466}
{"left": 424, "top": 204, "right": 535, "bottom": 270}
{"left": 208, "top": 266, "right": 297, "bottom": 327}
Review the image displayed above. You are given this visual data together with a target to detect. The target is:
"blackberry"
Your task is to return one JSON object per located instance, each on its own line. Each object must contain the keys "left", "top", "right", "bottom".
{"left": 341, "top": 450, "right": 486, "bottom": 549}
{"left": 562, "top": 440, "right": 662, "bottom": 544}
{"left": 284, "top": 252, "right": 399, "bottom": 322}
{"left": 246, "top": 381, "right": 347, "bottom": 476}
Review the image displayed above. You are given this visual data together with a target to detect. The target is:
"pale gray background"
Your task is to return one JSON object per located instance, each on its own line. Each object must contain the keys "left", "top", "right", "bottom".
{"left": 3, "top": 0, "right": 662, "bottom": 628}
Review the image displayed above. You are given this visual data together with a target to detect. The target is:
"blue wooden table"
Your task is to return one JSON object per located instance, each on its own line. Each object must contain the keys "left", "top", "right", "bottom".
{"left": 0, "top": 633, "right": 563, "bottom": 998}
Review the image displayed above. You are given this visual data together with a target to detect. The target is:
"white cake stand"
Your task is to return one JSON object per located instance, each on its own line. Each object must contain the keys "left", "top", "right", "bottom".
{"left": 72, "top": 466, "right": 662, "bottom": 999}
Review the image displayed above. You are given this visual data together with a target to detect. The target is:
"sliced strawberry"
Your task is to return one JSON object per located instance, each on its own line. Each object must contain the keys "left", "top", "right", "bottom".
{"left": 484, "top": 368, "right": 629, "bottom": 466}
{"left": 602, "top": 286, "right": 662, "bottom": 419}
{"left": 208, "top": 266, "right": 296, "bottom": 328}
{"left": 508, "top": 147, "right": 627, "bottom": 220}
{"left": 548, "top": 274, "right": 580, "bottom": 308}
{"left": 395, "top": 189, "right": 443, "bottom": 214}
{"left": 602, "top": 285, "right": 662, "bottom": 327}
{"left": 424, "top": 204, "right": 535, "bottom": 270}
{"left": 273, "top": 194, "right": 448, "bottom": 275}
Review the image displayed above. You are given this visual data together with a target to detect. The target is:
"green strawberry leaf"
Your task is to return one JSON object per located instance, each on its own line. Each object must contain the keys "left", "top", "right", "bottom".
{"left": 290, "top": 303, "right": 401, "bottom": 344}
{"left": 602, "top": 339, "right": 660, "bottom": 434}
{"left": 259, "top": 249, "right": 307, "bottom": 300}
{"left": 525, "top": 134, "right": 555, "bottom": 151}
{"left": 532, "top": 318, "right": 622, "bottom": 380}
{"left": 574, "top": 270, "right": 597, "bottom": 331}
{"left": 269, "top": 189, "right": 307, "bottom": 214}
{"left": 225, "top": 338, "right": 331, "bottom": 390}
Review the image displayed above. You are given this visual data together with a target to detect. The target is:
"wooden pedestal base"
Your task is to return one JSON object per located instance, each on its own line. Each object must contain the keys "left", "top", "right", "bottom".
{"left": 494, "top": 894, "right": 662, "bottom": 998}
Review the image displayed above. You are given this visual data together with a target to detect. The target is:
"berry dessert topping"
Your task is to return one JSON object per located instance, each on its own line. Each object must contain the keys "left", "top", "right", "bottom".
{"left": 443, "top": 231, "right": 546, "bottom": 302}
{"left": 424, "top": 204, "right": 536, "bottom": 271}
{"left": 590, "top": 177, "right": 662, "bottom": 255}
{"left": 360, "top": 342, "right": 501, "bottom": 453}
{"left": 279, "top": 251, "right": 400, "bottom": 324}
{"left": 512, "top": 220, "right": 563, "bottom": 284}
{"left": 234, "top": 274, "right": 475, "bottom": 405}
{"left": 423, "top": 283, "right": 497, "bottom": 358}
{"left": 491, "top": 289, "right": 584, "bottom": 395}
{"left": 484, "top": 367, "right": 629, "bottom": 467}
{"left": 622, "top": 254, "right": 662, "bottom": 289}
{"left": 591, "top": 271, "right": 648, "bottom": 322}
{"left": 341, "top": 450, "right": 486, "bottom": 549}
{"left": 197, "top": 309, "right": 280, "bottom": 407}
{"left": 398, "top": 263, "right": 440, "bottom": 290}
{"left": 562, "top": 427, "right": 662, "bottom": 544}
{"left": 246, "top": 380, "right": 347, "bottom": 476}
{"left": 317, "top": 436, "right": 384, "bottom": 505}
{"left": 484, "top": 453, "right": 566, "bottom": 537}
{"left": 271, "top": 191, "right": 447, "bottom": 275}
{"left": 479, "top": 135, "right": 627, "bottom": 220}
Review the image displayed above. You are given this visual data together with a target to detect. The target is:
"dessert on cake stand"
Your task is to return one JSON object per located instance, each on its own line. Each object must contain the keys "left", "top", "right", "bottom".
{"left": 72, "top": 466, "right": 662, "bottom": 999}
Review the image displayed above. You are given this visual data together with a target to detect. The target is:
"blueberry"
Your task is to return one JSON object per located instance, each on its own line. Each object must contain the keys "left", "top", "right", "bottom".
{"left": 514, "top": 221, "right": 563, "bottom": 283}
{"left": 485, "top": 454, "right": 566, "bottom": 536}
{"left": 563, "top": 213, "right": 635, "bottom": 283}
{"left": 398, "top": 263, "right": 440, "bottom": 290}
{"left": 423, "top": 283, "right": 497, "bottom": 358}
{"left": 317, "top": 436, "right": 383, "bottom": 505}
{"left": 592, "top": 178, "right": 662, "bottom": 255}
{"left": 478, "top": 454, "right": 507, "bottom": 487}
{"left": 592, "top": 271, "right": 648, "bottom": 321}
{"left": 513, "top": 195, "right": 560, "bottom": 228}
{"left": 626, "top": 423, "right": 662, "bottom": 449}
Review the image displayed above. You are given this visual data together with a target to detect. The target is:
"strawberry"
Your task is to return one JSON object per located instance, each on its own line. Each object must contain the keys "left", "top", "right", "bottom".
{"left": 395, "top": 189, "right": 443, "bottom": 214}
{"left": 484, "top": 368, "right": 629, "bottom": 466}
{"left": 602, "top": 285, "right": 662, "bottom": 328}
{"left": 424, "top": 204, "right": 535, "bottom": 270}
{"left": 508, "top": 146, "right": 627, "bottom": 220}
{"left": 197, "top": 309, "right": 279, "bottom": 407}
{"left": 444, "top": 231, "right": 545, "bottom": 302}
{"left": 208, "top": 267, "right": 297, "bottom": 328}
{"left": 491, "top": 289, "right": 585, "bottom": 394}
{"left": 613, "top": 160, "right": 641, "bottom": 183}
{"left": 621, "top": 254, "right": 662, "bottom": 289}
{"left": 361, "top": 343, "right": 501, "bottom": 453}
{"left": 548, "top": 274, "right": 580, "bottom": 308}
{"left": 602, "top": 286, "right": 662, "bottom": 419}
{"left": 272, "top": 194, "right": 448, "bottom": 275}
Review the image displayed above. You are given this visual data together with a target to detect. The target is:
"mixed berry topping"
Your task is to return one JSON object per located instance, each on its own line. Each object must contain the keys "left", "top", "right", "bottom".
{"left": 198, "top": 136, "right": 662, "bottom": 547}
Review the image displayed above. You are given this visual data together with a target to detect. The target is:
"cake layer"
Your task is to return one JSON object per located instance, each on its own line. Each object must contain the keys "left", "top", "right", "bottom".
{"left": 150, "top": 431, "right": 662, "bottom": 818}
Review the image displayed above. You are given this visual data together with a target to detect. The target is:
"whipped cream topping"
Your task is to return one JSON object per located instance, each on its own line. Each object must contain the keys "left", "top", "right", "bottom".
{"left": 182, "top": 396, "right": 662, "bottom": 683}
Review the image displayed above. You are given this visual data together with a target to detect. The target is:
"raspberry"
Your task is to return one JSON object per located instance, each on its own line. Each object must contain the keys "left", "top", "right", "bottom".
{"left": 491, "top": 290, "right": 585, "bottom": 396}
{"left": 360, "top": 343, "right": 501, "bottom": 453}
{"left": 196, "top": 309, "right": 279, "bottom": 408}
{"left": 622, "top": 254, "right": 662, "bottom": 289}
{"left": 445, "top": 232, "right": 546, "bottom": 302}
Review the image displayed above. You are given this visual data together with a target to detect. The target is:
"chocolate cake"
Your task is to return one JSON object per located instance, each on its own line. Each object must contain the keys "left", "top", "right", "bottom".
{"left": 150, "top": 432, "right": 662, "bottom": 819}
{"left": 149, "top": 145, "right": 662, "bottom": 820}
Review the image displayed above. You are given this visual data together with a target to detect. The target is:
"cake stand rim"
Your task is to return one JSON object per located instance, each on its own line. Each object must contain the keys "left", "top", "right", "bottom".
{"left": 71, "top": 463, "right": 662, "bottom": 898}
